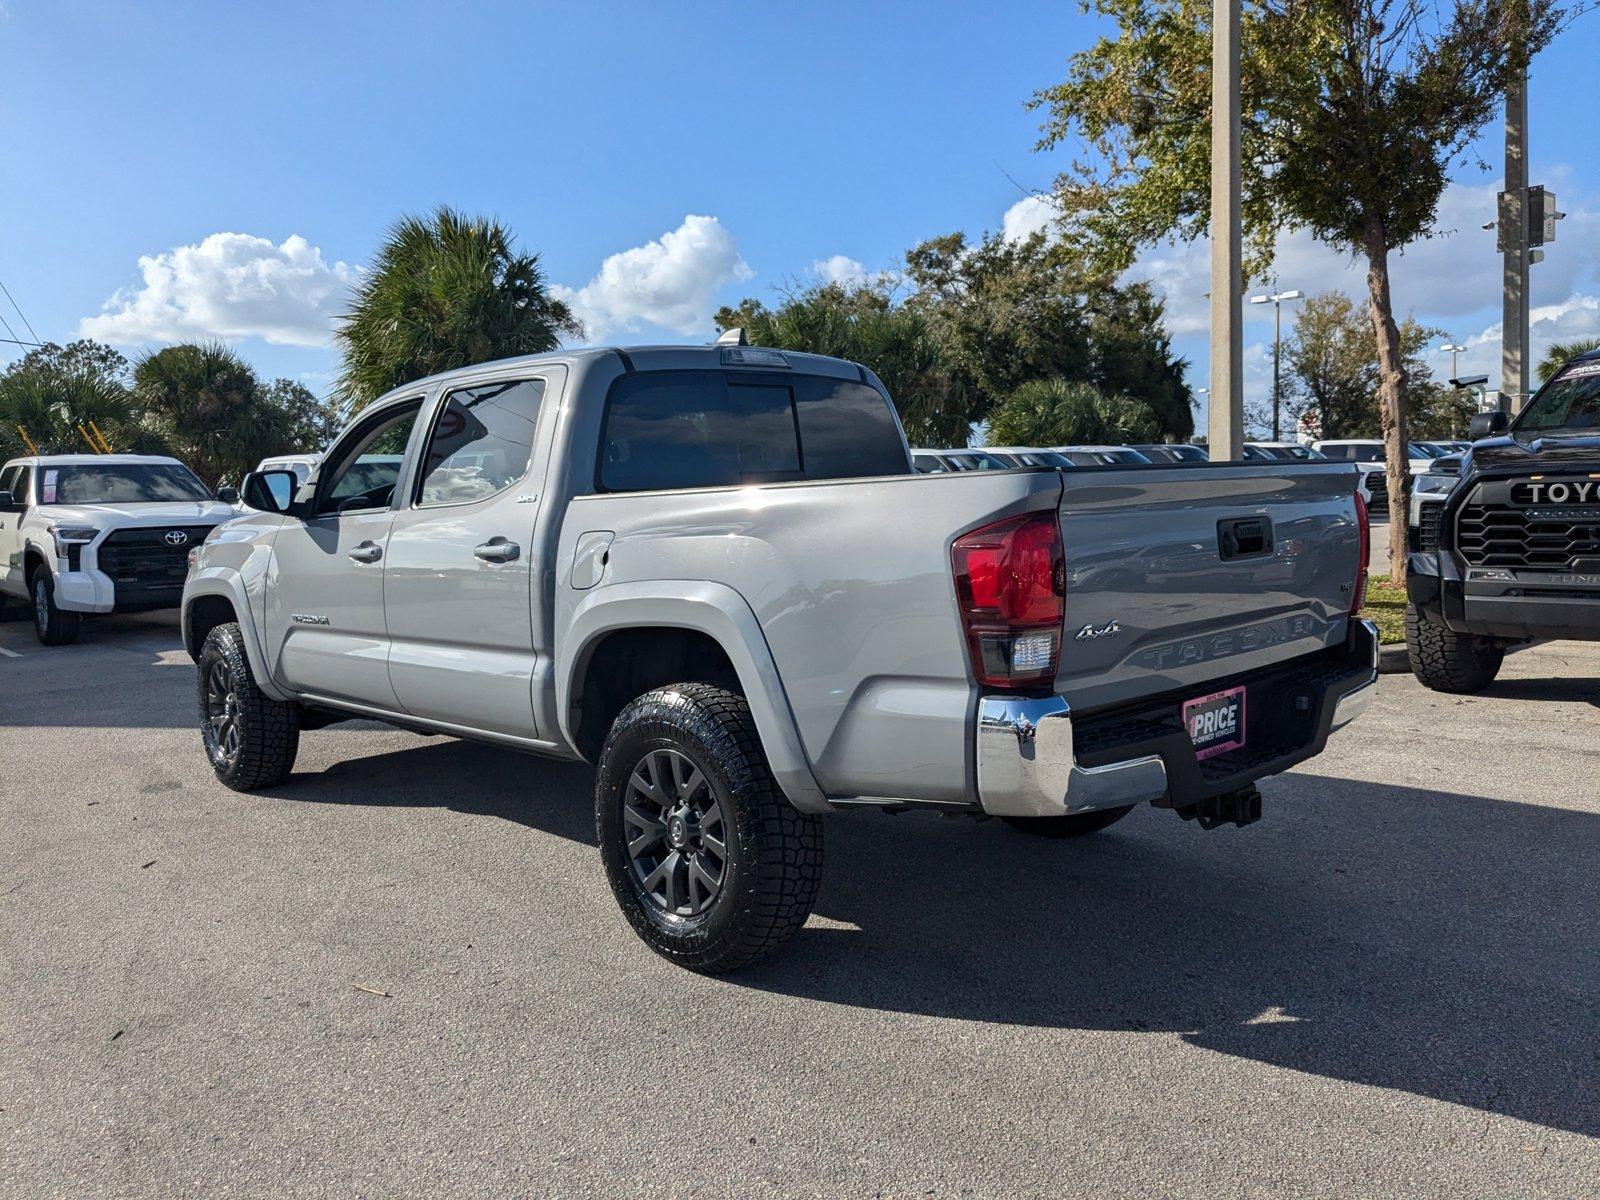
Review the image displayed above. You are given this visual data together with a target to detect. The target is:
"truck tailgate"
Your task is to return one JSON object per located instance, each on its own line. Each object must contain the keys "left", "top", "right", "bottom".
{"left": 1054, "top": 463, "right": 1364, "bottom": 712}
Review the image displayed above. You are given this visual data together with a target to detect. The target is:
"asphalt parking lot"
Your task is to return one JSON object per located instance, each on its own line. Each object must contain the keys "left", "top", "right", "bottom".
{"left": 3, "top": 603, "right": 1598, "bottom": 1198}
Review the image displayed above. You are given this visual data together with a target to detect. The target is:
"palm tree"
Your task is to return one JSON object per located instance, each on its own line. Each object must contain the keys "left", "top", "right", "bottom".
{"left": 335, "top": 207, "right": 583, "bottom": 410}
{"left": 985, "top": 378, "right": 1159, "bottom": 447}
{"left": 1536, "top": 338, "right": 1600, "bottom": 385}
{"left": 134, "top": 343, "right": 283, "bottom": 487}
{"left": 0, "top": 340, "right": 145, "bottom": 456}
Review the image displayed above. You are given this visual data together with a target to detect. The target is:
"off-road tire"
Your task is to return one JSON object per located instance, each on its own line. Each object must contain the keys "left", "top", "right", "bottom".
{"left": 197, "top": 621, "right": 300, "bottom": 790}
{"left": 596, "top": 683, "right": 823, "bottom": 973}
{"left": 30, "top": 569, "right": 82, "bottom": 646}
{"left": 1002, "top": 806, "right": 1135, "bottom": 838}
{"left": 1405, "top": 603, "right": 1504, "bottom": 694}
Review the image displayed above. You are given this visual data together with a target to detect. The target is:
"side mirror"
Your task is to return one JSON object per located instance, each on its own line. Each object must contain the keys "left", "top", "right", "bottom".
{"left": 215, "top": 485, "right": 240, "bottom": 504}
{"left": 1469, "top": 411, "right": 1509, "bottom": 440}
{"left": 242, "top": 470, "right": 298, "bottom": 514}
{"left": 0, "top": 488, "right": 21, "bottom": 512}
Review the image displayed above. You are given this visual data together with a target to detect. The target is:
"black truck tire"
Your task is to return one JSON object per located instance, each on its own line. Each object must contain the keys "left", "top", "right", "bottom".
{"left": 1405, "top": 603, "right": 1504, "bottom": 694}
{"left": 197, "top": 622, "right": 300, "bottom": 790}
{"left": 596, "top": 683, "right": 823, "bottom": 973}
{"left": 31, "top": 570, "right": 82, "bottom": 646}
{"left": 1002, "top": 806, "right": 1135, "bottom": 838}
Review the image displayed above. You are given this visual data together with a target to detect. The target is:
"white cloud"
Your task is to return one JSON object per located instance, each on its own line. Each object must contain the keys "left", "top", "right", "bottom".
{"left": 1002, "top": 194, "right": 1059, "bottom": 244}
{"left": 80, "top": 232, "right": 357, "bottom": 347}
{"left": 811, "top": 254, "right": 871, "bottom": 287}
{"left": 553, "top": 214, "right": 752, "bottom": 341}
{"left": 1446, "top": 293, "right": 1600, "bottom": 385}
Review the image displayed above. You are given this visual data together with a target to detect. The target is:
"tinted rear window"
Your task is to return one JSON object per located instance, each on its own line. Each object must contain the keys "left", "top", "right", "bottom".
{"left": 598, "top": 370, "right": 907, "bottom": 493}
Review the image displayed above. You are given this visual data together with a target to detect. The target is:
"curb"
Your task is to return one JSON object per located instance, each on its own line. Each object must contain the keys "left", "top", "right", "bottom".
{"left": 1377, "top": 643, "right": 1411, "bottom": 675}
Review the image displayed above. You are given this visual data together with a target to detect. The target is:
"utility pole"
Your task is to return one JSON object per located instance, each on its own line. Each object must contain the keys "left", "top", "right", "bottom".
{"left": 1249, "top": 289, "right": 1302, "bottom": 440}
{"left": 1500, "top": 66, "right": 1529, "bottom": 414}
{"left": 1207, "top": 0, "right": 1243, "bottom": 460}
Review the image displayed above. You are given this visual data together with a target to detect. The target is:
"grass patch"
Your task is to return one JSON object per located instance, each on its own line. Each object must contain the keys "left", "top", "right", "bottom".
{"left": 1364, "top": 575, "right": 1407, "bottom": 644}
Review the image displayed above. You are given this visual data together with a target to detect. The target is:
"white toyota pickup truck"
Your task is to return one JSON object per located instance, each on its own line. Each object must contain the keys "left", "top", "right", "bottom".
{"left": 184, "top": 343, "right": 1377, "bottom": 971}
{"left": 0, "top": 454, "right": 239, "bottom": 644}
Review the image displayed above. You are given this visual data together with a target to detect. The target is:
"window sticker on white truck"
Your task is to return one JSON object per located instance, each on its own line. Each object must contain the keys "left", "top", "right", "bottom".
{"left": 42, "top": 469, "right": 57, "bottom": 503}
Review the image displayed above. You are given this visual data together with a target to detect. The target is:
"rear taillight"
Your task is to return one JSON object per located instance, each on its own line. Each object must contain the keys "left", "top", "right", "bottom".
{"left": 952, "top": 512, "right": 1065, "bottom": 689}
{"left": 1351, "top": 488, "right": 1370, "bottom": 615}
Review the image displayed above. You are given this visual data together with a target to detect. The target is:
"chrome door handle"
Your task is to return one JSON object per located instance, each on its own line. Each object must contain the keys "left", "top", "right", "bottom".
{"left": 474, "top": 538, "right": 520, "bottom": 563}
{"left": 348, "top": 541, "right": 383, "bottom": 563}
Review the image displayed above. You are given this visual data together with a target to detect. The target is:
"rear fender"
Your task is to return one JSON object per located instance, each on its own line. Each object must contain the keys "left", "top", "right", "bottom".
{"left": 559, "top": 580, "right": 831, "bottom": 813}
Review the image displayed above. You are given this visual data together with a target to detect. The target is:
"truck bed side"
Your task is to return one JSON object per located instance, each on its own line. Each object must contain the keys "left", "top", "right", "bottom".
{"left": 558, "top": 470, "right": 1063, "bottom": 804}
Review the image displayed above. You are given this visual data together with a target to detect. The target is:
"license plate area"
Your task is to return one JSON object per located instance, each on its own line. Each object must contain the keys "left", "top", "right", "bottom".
{"left": 1183, "top": 685, "right": 1246, "bottom": 761}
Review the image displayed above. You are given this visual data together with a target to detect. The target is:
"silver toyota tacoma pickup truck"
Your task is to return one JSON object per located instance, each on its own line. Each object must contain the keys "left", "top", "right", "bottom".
{"left": 182, "top": 342, "right": 1378, "bottom": 971}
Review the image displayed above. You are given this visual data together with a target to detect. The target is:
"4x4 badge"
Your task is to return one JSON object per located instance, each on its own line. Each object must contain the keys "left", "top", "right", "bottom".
{"left": 1074, "top": 619, "right": 1121, "bottom": 641}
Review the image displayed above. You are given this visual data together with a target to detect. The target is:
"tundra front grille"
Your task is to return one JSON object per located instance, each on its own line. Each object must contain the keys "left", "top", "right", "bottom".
{"left": 1454, "top": 501, "right": 1600, "bottom": 569}
{"left": 96, "top": 526, "right": 214, "bottom": 598}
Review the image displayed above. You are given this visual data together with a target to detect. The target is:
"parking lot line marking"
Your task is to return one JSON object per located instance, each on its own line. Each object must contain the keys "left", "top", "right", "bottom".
{"left": 0, "top": 645, "right": 21, "bottom": 658}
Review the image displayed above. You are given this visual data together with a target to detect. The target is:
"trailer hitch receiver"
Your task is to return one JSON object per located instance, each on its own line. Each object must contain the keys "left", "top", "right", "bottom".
{"left": 1177, "top": 785, "right": 1262, "bottom": 830}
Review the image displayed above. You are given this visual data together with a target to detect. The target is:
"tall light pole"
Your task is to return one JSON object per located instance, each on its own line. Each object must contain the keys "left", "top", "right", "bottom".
{"left": 1440, "top": 341, "right": 1467, "bottom": 381}
{"left": 1500, "top": 62, "right": 1529, "bottom": 413}
{"left": 1249, "top": 288, "right": 1302, "bottom": 440}
{"left": 1207, "top": 0, "right": 1243, "bottom": 460}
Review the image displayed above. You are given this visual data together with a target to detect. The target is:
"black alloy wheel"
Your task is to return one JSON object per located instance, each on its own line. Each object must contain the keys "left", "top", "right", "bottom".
{"left": 623, "top": 746, "right": 730, "bottom": 917}
{"left": 202, "top": 655, "right": 242, "bottom": 770}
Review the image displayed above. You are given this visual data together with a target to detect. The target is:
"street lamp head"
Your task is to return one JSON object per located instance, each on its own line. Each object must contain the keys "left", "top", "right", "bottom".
{"left": 1440, "top": 342, "right": 1467, "bottom": 353}
{"left": 1249, "top": 295, "right": 1270, "bottom": 305}
{"left": 1278, "top": 289, "right": 1303, "bottom": 301}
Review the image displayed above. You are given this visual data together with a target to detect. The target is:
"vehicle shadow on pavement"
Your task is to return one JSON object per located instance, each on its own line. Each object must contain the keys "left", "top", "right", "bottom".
{"left": 261, "top": 738, "right": 601, "bottom": 846}
{"left": 1479, "top": 676, "right": 1600, "bottom": 706}
{"left": 257, "top": 739, "right": 1600, "bottom": 1136}
{"left": 739, "top": 777, "right": 1600, "bottom": 1138}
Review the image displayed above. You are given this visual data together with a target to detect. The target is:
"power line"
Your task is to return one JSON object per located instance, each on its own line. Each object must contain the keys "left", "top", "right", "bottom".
{"left": 0, "top": 279, "right": 40, "bottom": 344}
{"left": 0, "top": 307, "right": 23, "bottom": 348}
{"left": 0, "top": 335, "right": 44, "bottom": 348}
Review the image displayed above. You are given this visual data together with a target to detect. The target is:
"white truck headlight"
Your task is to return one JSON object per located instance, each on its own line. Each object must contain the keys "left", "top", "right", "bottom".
{"left": 49, "top": 524, "right": 100, "bottom": 558}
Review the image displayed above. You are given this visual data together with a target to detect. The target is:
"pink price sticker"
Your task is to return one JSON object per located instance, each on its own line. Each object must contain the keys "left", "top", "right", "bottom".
{"left": 41, "top": 469, "right": 57, "bottom": 504}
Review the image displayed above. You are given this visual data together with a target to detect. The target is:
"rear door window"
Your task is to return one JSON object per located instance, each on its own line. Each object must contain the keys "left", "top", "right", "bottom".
{"left": 416, "top": 378, "right": 546, "bottom": 507}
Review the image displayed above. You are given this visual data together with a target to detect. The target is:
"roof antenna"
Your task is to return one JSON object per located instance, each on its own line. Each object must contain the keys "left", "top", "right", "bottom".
{"left": 715, "top": 327, "right": 747, "bottom": 347}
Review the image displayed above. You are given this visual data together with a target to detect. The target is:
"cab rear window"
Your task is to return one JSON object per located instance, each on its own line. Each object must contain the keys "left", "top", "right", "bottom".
{"left": 597, "top": 370, "right": 908, "bottom": 493}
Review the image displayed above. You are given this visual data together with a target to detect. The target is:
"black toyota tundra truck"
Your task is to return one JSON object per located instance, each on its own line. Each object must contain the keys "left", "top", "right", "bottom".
{"left": 1406, "top": 348, "right": 1600, "bottom": 692}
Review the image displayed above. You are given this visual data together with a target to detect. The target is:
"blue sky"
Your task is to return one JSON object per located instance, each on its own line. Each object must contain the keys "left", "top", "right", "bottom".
{"left": 2, "top": 0, "right": 1596, "bottom": 435}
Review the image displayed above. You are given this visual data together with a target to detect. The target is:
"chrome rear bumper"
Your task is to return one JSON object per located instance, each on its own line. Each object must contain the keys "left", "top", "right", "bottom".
{"left": 975, "top": 620, "right": 1379, "bottom": 818}
{"left": 976, "top": 695, "right": 1170, "bottom": 818}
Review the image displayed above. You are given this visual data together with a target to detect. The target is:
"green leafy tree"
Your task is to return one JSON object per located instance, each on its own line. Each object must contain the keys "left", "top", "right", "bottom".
{"left": 986, "top": 378, "right": 1161, "bottom": 446}
{"left": 261, "top": 378, "right": 343, "bottom": 451}
{"left": 0, "top": 340, "right": 152, "bottom": 457}
{"left": 1536, "top": 338, "right": 1600, "bottom": 384}
{"left": 903, "top": 231, "right": 1193, "bottom": 439}
{"left": 1032, "top": 0, "right": 1568, "bottom": 580}
{"left": 1284, "top": 292, "right": 1464, "bottom": 438}
{"left": 715, "top": 282, "right": 966, "bottom": 445}
{"left": 336, "top": 206, "right": 583, "bottom": 411}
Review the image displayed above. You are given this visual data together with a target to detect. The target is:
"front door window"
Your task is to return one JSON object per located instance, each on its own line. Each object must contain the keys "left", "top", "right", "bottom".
{"left": 316, "top": 403, "right": 422, "bottom": 516}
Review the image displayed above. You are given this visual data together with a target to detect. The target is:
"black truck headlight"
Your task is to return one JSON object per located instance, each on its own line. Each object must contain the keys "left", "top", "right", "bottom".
{"left": 49, "top": 524, "right": 100, "bottom": 559}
